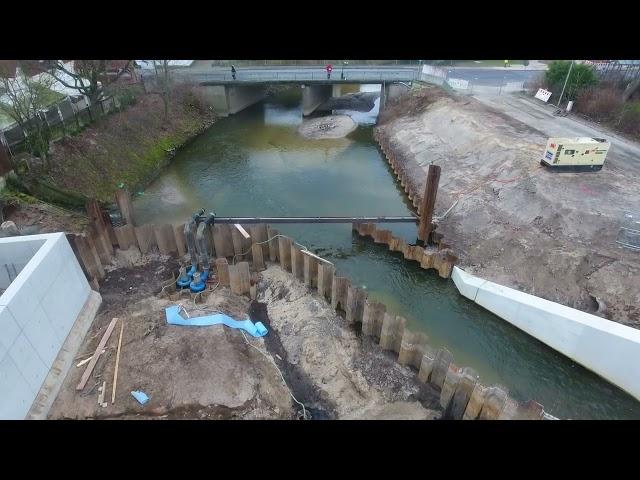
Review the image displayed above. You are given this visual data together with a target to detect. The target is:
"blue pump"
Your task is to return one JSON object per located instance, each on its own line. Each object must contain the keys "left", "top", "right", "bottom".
{"left": 177, "top": 208, "right": 216, "bottom": 293}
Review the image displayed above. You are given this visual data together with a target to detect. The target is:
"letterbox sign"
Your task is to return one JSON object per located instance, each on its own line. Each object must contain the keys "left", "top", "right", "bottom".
{"left": 535, "top": 88, "right": 552, "bottom": 103}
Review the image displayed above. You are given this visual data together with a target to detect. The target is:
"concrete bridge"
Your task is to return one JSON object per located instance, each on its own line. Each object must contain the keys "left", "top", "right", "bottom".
{"left": 145, "top": 65, "right": 419, "bottom": 116}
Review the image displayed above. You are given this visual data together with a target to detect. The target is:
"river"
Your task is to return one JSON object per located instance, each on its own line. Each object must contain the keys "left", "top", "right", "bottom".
{"left": 133, "top": 86, "right": 640, "bottom": 419}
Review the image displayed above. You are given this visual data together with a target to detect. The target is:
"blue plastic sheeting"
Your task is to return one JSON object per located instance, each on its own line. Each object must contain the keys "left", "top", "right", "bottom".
{"left": 131, "top": 391, "right": 150, "bottom": 405}
{"left": 165, "top": 305, "right": 268, "bottom": 337}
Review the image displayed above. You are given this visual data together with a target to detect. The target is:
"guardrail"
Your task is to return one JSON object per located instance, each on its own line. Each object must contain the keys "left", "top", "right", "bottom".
{"left": 152, "top": 70, "right": 419, "bottom": 84}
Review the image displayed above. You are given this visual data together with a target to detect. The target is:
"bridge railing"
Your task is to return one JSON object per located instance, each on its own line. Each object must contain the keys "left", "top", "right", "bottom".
{"left": 176, "top": 70, "right": 419, "bottom": 83}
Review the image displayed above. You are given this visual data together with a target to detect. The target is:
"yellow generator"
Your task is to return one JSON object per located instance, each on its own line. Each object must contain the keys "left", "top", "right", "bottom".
{"left": 541, "top": 137, "right": 610, "bottom": 172}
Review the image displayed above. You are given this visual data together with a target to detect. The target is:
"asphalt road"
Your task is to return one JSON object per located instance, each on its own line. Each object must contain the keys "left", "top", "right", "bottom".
{"left": 447, "top": 68, "right": 544, "bottom": 85}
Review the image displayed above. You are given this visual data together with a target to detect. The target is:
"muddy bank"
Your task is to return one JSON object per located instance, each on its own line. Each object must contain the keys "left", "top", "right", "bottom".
{"left": 376, "top": 85, "right": 640, "bottom": 327}
{"left": 49, "top": 256, "right": 441, "bottom": 420}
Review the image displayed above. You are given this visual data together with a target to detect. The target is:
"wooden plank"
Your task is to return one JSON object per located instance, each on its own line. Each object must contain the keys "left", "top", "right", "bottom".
{"left": 234, "top": 224, "right": 251, "bottom": 239}
{"left": 76, "top": 318, "right": 118, "bottom": 391}
{"left": 111, "top": 320, "right": 125, "bottom": 404}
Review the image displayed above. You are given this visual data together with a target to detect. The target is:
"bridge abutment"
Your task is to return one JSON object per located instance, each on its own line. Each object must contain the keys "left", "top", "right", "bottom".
{"left": 198, "top": 84, "right": 267, "bottom": 117}
{"left": 301, "top": 84, "right": 333, "bottom": 116}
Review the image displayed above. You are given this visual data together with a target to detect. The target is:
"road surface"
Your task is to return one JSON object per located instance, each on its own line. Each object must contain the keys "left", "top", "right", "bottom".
{"left": 446, "top": 68, "right": 544, "bottom": 85}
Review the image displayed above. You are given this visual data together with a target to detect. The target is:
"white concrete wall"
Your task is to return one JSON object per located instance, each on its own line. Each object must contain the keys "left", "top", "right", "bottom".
{"left": 0, "top": 233, "right": 91, "bottom": 419}
{"left": 451, "top": 266, "right": 640, "bottom": 401}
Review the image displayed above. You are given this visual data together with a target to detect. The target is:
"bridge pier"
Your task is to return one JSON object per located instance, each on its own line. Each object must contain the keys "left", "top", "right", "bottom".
{"left": 198, "top": 84, "right": 267, "bottom": 117}
{"left": 301, "top": 84, "right": 333, "bottom": 116}
{"left": 379, "top": 82, "right": 411, "bottom": 114}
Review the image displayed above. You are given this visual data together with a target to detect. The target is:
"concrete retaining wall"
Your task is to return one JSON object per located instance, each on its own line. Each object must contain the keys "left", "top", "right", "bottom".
{"left": 0, "top": 233, "right": 98, "bottom": 419}
{"left": 452, "top": 266, "right": 640, "bottom": 402}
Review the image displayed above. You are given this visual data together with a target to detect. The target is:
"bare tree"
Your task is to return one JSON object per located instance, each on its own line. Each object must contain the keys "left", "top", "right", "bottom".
{"left": 48, "top": 60, "right": 132, "bottom": 106}
{"left": 151, "top": 60, "right": 171, "bottom": 121}
{"left": 0, "top": 63, "right": 57, "bottom": 168}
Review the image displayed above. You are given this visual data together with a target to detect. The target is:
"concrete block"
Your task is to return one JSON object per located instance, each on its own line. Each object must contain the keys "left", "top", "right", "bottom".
{"left": 0, "top": 305, "right": 20, "bottom": 356}
{"left": 0, "top": 354, "right": 33, "bottom": 419}
{"left": 215, "top": 258, "right": 230, "bottom": 286}
{"left": 379, "top": 314, "right": 406, "bottom": 353}
{"left": 9, "top": 333, "right": 48, "bottom": 395}
{"left": 449, "top": 367, "right": 479, "bottom": 420}
{"left": 451, "top": 266, "right": 486, "bottom": 301}
{"left": 278, "top": 237, "right": 292, "bottom": 272}
{"left": 317, "top": 263, "right": 335, "bottom": 302}
{"left": 41, "top": 263, "right": 87, "bottom": 343}
{"left": 291, "top": 245, "right": 304, "bottom": 280}
{"left": 429, "top": 348, "right": 453, "bottom": 389}
{"left": 345, "top": 286, "right": 367, "bottom": 324}
{"left": 331, "top": 276, "right": 350, "bottom": 312}
{"left": 22, "top": 304, "right": 60, "bottom": 367}
{"left": 455, "top": 265, "right": 640, "bottom": 402}
{"left": 362, "top": 300, "right": 385, "bottom": 338}
{"left": 303, "top": 254, "right": 318, "bottom": 288}
{"left": 27, "top": 290, "right": 101, "bottom": 420}
{"left": 463, "top": 384, "right": 488, "bottom": 420}
{"left": 478, "top": 385, "right": 508, "bottom": 420}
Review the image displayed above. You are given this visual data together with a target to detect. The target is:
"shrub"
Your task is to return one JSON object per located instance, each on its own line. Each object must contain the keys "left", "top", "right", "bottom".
{"left": 617, "top": 101, "right": 640, "bottom": 137}
{"left": 575, "top": 87, "right": 624, "bottom": 123}
{"left": 545, "top": 61, "right": 598, "bottom": 100}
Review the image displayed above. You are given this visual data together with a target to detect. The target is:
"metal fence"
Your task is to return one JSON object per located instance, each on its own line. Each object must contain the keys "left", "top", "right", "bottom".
{"left": 0, "top": 94, "right": 121, "bottom": 160}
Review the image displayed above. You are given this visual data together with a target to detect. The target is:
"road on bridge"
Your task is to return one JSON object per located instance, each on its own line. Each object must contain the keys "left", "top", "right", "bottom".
{"left": 445, "top": 68, "right": 545, "bottom": 85}
{"left": 145, "top": 64, "right": 420, "bottom": 84}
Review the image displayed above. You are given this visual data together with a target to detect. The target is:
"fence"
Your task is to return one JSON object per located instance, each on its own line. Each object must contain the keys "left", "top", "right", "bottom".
{"left": 0, "top": 94, "right": 122, "bottom": 161}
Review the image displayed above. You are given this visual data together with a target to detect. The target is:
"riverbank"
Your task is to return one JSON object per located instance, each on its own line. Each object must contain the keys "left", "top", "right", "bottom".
{"left": 40, "top": 86, "right": 217, "bottom": 203}
{"left": 376, "top": 84, "right": 640, "bottom": 328}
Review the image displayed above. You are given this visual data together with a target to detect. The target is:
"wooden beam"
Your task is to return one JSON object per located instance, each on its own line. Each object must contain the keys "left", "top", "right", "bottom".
{"left": 233, "top": 224, "right": 251, "bottom": 239}
{"left": 76, "top": 318, "right": 118, "bottom": 391}
{"left": 111, "top": 320, "right": 125, "bottom": 404}
{"left": 417, "top": 164, "right": 441, "bottom": 242}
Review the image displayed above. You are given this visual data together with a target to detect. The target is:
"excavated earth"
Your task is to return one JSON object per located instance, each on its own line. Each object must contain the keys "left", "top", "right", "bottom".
{"left": 377, "top": 85, "right": 640, "bottom": 328}
{"left": 49, "top": 252, "right": 441, "bottom": 420}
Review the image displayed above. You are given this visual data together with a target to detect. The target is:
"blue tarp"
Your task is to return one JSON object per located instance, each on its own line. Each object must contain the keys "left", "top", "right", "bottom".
{"left": 164, "top": 305, "right": 268, "bottom": 337}
{"left": 131, "top": 391, "right": 149, "bottom": 405}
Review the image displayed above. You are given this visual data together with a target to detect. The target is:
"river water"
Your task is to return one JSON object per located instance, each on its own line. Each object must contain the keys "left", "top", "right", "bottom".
{"left": 133, "top": 86, "right": 640, "bottom": 419}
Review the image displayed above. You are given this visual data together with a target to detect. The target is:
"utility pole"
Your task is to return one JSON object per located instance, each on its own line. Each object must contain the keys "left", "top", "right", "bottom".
{"left": 556, "top": 60, "right": 574, "bottom": 108}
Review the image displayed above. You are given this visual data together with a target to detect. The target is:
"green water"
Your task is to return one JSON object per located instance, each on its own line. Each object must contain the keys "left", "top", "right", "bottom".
{"left": 133, "top": 87, "right": 640, "bottom": 419}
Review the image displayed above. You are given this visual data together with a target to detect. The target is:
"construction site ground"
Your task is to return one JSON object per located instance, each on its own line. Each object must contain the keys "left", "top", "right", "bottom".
{"left": 378, "top": 85, "right": 640, "bottom": 327}
{"left": 48, "top": 251, "right": 442, "bottom": 420}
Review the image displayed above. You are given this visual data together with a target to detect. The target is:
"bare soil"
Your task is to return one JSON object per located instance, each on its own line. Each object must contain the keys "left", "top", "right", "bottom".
{"left": 377, "top": 85, "right": 640, "bottom": 327}
{"left": 298, "top": 115, "right": 357, "bottom": 139}
{"left": 49, "top": 256, "right": 442, "bottom": 420}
